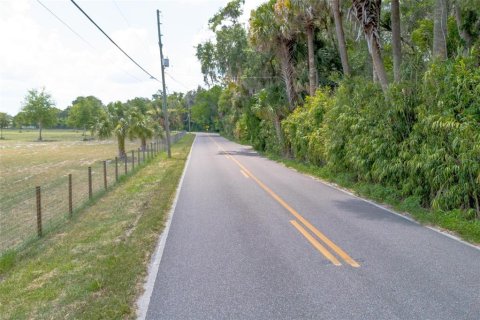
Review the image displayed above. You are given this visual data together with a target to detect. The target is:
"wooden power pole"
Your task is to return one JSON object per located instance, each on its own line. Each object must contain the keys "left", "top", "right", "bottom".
{"left": 156, "top": 10, "right": 171, "bottom": 158}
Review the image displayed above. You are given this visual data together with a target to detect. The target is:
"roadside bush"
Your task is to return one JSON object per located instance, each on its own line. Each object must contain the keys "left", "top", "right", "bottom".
{"left": 402, "top": 56, "right": 480, "bottom": 215}
{"left": 322, "top": 78, "right": 411, "bottom": 185}
{"left": 280, "top": 54, "right": 479, "bottom": 218}
{"left": 282, "top": 88, "right": 331, "bottom": 165}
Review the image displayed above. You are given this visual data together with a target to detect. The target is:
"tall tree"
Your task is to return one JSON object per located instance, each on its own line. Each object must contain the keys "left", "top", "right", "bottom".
{"left": 331, "top": 0, "right": 351, "bottom": 76}
{"left": 290, "top": 0, "right": 329, "bottom": 96}
{"left": 250, "top": 0, "right": 298, "bottom": 110}
{"left": 351, "top": 0, "right": 389, "bottom": 92}
{"left": 391, "top": 0, "right": 402, "bottom": 82}
{"left": 433, "top": 0, "right": 448, "bottom": 59}
{"left": 196, "top": 0, "right": 248, "bottom": 85}
{"left": 21, "top": 88, "right": 57, "bottom": 141}
{"left": 67, "top": 96, "right": 104, "bottom": 138}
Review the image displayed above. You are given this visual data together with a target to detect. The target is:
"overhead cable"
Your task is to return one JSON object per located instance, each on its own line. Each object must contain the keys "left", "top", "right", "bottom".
{"left": 70, "top": 0, "right": 159, "bottom": 81}
{"left": 37, "top": 0, "right": 93, "bottom": 48}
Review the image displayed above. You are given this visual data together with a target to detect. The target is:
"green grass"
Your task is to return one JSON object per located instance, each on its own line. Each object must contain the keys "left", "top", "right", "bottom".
{"left": 0, "top": 134, "right": 194, "bottom": 319}
{"left": 266, "top": 154, "right": 480, "bottom": 245}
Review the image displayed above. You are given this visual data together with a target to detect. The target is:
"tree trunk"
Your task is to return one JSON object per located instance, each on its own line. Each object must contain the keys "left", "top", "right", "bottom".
{"left": 38, "top": 122, "right": 43, "bottom": 141}
{"left": 306, "top": 23, "right": 316, "bottom": 96}
{"left": 117, "top": 135, "right": 126, "bottom": 159}
{"left": 369, "top": 36, "right": 388, "bottom": 92}
{"left": 273, "top": 114, "right": 285, "bottom": 153}
{"left": 454, "top": 2, "right": 472, "bottom": 52}
{"left": 391, "top": 0, "right": 402, "bottom": 82}
{"left": 141, "top": 137, "right": 147, "bottom": 151}
{"left": 331, "top": 0, "right": 351, "bottom": 76}
{"left": 433, "top": 0, "right": 448, "bottom": 60}
{"left": 279, "top": 39, "right": 297, "bottom": 111}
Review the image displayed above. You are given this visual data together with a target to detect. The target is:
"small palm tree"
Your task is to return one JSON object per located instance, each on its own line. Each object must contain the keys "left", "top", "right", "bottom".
{"left": 95, "top": 101, "right": 130, "bottom": 159}
{"left": 129, "top": 111, "right": 155, "bottom": 151}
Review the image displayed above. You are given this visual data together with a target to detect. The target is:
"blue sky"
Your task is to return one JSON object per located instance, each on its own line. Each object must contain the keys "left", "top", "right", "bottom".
{"left": 0, "top": 0, "right": 263, "bottom": 115}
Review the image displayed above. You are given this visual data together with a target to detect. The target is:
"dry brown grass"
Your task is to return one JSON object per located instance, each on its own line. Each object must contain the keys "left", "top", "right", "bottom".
{"left": 0, "top": 129, "right": 157, "bottom": 252}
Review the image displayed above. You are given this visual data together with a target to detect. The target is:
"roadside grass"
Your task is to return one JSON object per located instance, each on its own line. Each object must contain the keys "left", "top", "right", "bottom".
{"left": 266, "top": 154, "right": 480, "bottom": 245}
{"left": 0, "top": 134, "right": 194, "bottom": 319}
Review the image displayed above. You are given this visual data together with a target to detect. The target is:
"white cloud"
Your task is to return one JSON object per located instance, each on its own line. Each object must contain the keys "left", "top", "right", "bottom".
{"left": 0, "top": 0, "right": 267, "bottom": 116}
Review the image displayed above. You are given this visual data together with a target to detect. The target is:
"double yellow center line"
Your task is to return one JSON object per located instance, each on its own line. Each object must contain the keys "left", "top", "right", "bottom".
{"left": 210, "top": 137, "right": 359, "bottom": 268}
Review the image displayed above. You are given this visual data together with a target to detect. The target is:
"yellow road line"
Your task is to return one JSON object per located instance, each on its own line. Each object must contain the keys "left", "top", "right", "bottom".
{"left": 210, "top": 136, "right": 360, "bottom": 268}
{"left": 290, "top": 220, "right": 342, "bottom": 266}
{"left": 240, "top": 170, "right": 249, "bottom": 178}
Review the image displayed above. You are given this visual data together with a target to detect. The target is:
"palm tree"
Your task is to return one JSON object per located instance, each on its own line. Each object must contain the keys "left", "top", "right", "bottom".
{"left": 351, "top": 0, "right": 388, "bottom": 92}
{"left": 391, "top": 0, "right": 401, "bottom": 82}
{"left": 250, "top": 0, "right": 298, "bottom": 111}
{"left": 331, "top": 0, "right": 351, "bottom": 76}
{"left": 95, "top": 101, "right": 130, "bottom": 159}
{"left": 129, "top": 110, "right": 156, "bottom": 151}
{"left": 290, "top": 0, "right": 330, "bottom": 96}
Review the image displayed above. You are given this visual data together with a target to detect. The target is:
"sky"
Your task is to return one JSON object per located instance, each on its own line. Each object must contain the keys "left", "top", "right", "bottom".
{"left": 0, "top": 0, "right": 264, "bottom": 115}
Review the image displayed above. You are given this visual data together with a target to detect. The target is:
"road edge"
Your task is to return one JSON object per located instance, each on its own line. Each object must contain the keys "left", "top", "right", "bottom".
{"left": 219, "top": 136, "right": 479, "bottom": 252}
{"left": 136, "top": 134, "right": 197, "bottom": 320}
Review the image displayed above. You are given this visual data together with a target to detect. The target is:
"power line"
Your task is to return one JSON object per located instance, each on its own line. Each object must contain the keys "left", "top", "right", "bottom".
{"left": 36, "top": 0, "right": 93, "bottom": 49}
{"left": 70, "top": 0, "right": 159, "bottom": 82}
{"left": 36, "top": 0, "right": 143, "bottom": 83}
{"left": 165, "top": 72, "right": 190, "bottom": 91}
{"left": 111, "top": 0, "right": 152, "bottom": 56}
{"left": 112, "top": 0, "right": 131, "bottom": 27}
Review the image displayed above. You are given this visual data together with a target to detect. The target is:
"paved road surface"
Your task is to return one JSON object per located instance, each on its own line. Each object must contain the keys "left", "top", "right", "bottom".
{"left": 145, "top": 133, "right": 480, "bottom": 319}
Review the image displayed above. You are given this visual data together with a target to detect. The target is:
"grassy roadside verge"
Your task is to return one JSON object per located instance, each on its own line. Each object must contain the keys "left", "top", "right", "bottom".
{"left": 0, "top": 134, "right": 194, "bottom": 319}
{"left": 265, "top": 154, "right": 480, "bottom": 245}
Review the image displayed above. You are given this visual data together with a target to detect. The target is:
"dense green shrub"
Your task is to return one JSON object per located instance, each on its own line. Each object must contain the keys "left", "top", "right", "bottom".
{"left": 281, "top": 55, "right": 479, "bottom": 218}
{"left": 402, "top": 56, "right": 480, "bottom": 214}
{"left": 282, "top": 88, "right": 331, "bottom": 165}
{"left": 322, "top": 78, "right": 412, "bottom": 185}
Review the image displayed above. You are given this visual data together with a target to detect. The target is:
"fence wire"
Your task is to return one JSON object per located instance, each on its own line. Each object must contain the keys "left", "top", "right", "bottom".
{"left": 0, "top": 133, "right": 185, "bottom": 254}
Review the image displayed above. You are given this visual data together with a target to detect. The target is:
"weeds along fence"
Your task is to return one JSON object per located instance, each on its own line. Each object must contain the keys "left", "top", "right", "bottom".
{"left": 0, "top": 132, "right": 186, "bottom": 255}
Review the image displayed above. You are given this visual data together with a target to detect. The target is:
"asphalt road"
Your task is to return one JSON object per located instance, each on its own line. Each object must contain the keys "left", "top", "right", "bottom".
{"left": 144, "top": 133, "right": 480, "bottom": 320}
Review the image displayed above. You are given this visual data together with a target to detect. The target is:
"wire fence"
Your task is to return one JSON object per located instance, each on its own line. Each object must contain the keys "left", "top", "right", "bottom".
{"left": 0, "top": 132, "right": 186, "bottom": 255}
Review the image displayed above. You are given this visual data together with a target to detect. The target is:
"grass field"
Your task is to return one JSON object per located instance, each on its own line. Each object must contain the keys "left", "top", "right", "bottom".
{"left": 0, "top": 134, "right": 194, "bottom": 319}
{"left": 0, "top": 129, "right": 158, "bottom": 252}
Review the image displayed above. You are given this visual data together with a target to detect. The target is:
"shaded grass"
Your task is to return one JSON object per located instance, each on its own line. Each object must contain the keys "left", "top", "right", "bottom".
{"left": 266, "top": 154, "right": 480, "bottom": 245}
{"left": 0, "top": 134, "right": 194, "bottom": 319}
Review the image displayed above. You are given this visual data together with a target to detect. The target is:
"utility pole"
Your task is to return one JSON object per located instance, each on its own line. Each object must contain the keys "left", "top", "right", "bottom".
{"left": 156, "top": 9, "right": 171, "bottom": 158}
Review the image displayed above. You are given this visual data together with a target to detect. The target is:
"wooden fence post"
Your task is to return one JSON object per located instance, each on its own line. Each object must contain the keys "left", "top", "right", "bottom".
{"left": 68, "top": 174, "right": 73, "bottom": 216}
{"left": 103, "top": 161, "right": 107, "bottom": 190}
{"left": 132, "top": 150, "right": 135, "bottom": 170}
{"left": 88, "top": 167, "right": 92, "bottom": 199}
{"left": 36, "top": 186, "right": 42, "bottom": 237}
{"left": 115, "top": 156, "right": 118, "bottom": 181}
